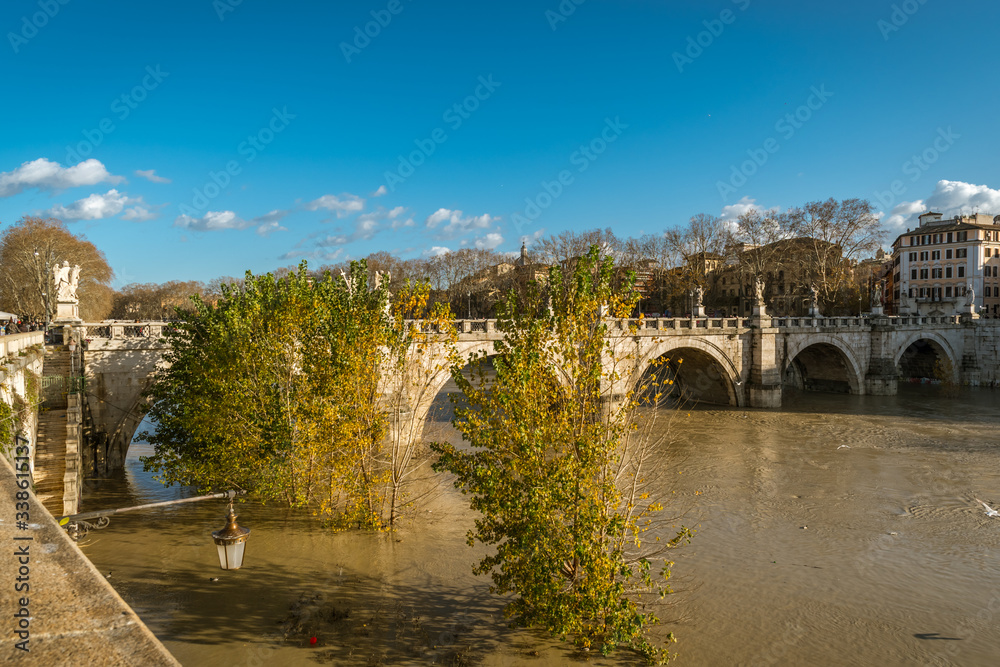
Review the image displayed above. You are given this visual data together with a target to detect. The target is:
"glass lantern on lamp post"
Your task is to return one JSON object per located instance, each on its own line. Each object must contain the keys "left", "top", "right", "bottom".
{"left": 212, "top": 500, "right": 251, "bottom": 570}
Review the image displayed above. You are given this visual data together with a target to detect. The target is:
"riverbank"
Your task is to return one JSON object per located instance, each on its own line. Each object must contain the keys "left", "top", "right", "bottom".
{"left": 0, "top": 455, "right": 179, "bottom": 665}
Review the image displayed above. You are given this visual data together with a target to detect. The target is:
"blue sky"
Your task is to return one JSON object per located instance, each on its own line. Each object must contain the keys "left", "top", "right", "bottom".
{"left": 1, "top": 0, "right": 998, "bottom": 285}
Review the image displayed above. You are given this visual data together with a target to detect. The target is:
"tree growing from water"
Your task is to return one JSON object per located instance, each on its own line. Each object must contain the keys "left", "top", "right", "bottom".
{"left": 141, "top": 261, "right": 444, "bottom": 529}
{"left": 433, "top": 246, "right": 691, "bottom": 663}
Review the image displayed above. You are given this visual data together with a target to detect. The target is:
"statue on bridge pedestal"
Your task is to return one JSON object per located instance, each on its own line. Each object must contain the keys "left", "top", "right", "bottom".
{"left": 52, "top": 261, "right": 82, "bottom": 322}
{"left": 808, "top": 284, "right": 821, "bottom": 317}
{"left": 53, "top": 261, "right": 80, "bottom": 302}
{"left": 690, "top": 284, "right": 705, "bottom": 317}
{"left": 966, "top": 283, "right": 975, "bottom": 306}
{"left": 870, "top": 282, "right": 884, "bottom": 315}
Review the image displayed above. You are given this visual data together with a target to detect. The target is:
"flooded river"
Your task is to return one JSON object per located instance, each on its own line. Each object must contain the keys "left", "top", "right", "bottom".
{"left": 80, "top": 386, "right": 1000, "bottom": 666}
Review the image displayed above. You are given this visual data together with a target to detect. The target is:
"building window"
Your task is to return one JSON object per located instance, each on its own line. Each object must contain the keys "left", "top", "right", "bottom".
{"left": 946, "top": 266, "right": 953, "bottom": 278}
{"left": 933, "top": 234, "right": 942, "bottom": 244}
{"left": 911, "top": 268, "right": 917, "bottom": 279}
{"left": 932, "top": 268, "right": 942, "bottom": 279}
{"left": 947, "top": 232, "right": 954, "bottom": 243}
{"left": 959, "top": 266, "right": 966, "bottom": 278}
{"left": 956, "top": 248, "right": 968, "bottom": 258}
{"left": 946, "top": 249, "right": 953, "bottom": 259}
{"left": 932, "top": 250, "right": 940, "bottom": 260}
{"left": 920, "top": 269, "right": 928, "bottom": 279}
{"left": 908, "top": 252, "right": 916, "bottom": 261}
{"left": 920, "top": 251, "right": 929, "bottom": 261}
{"left": 946, "top": 286, "right": 952, "bottom": 297}
{"left": 958, "top": 231, "right": 968, "bottom": 242}
{"left": 995, "top": 248, "right": 1000, "bottom": 257}
{"left": 994, "top": 266, "right": 999, "bottom": 278}
{"left": 923, "top": 235, "right": 930, "bottom": 244}
{"left": 988, "top": 286, "right": 993, "bottom": 298}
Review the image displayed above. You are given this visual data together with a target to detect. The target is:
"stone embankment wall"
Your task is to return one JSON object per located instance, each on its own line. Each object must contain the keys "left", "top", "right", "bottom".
{"left": 0, "top": 455, "right": 179, "bottom": 664}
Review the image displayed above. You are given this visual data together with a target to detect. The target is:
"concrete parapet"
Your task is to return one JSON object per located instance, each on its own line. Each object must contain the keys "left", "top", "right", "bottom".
{"left": 0, "top": 455, "right": 179, "bottom": 665}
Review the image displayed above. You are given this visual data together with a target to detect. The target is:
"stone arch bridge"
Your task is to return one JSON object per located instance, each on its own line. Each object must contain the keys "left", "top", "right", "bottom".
{"left": 75, "top": 314, "right": 1000, "bottom": 473}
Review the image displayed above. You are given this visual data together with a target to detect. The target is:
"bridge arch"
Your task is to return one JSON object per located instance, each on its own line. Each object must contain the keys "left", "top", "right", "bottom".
{"left": 629, "top": 337, "right": 744, "bottom": 407}
{"left": 894, "top": 332, "right": 960, "bottom": 382}
{"left": 783, "top": 336, "right": 864, "bottom": 394}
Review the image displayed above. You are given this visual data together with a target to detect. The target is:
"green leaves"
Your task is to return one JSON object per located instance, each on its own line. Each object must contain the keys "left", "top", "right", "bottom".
{"left": 141, "top": 261, "right": 396, "bottom": 528}
{"left": 432, "top": 246, "right": 688, "bottom": 664}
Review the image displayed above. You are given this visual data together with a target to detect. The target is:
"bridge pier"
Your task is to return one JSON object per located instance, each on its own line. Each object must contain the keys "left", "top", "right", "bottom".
{"left": 748, "top": 321, "right": 782, "bottom": 408}
{"left": 865, "top": 316, "right": 899, "bottom": 396}
{"left": 960, "top": 318, "right": 982, "bottom": 385}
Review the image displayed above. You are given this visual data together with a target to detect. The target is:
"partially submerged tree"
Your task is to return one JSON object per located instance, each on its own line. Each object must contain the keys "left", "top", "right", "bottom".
{"left": 141, "top": 261, "right": 443, "bottom": 529}
{"left": 433, "top": 246, "right": 691, "bottom": 663}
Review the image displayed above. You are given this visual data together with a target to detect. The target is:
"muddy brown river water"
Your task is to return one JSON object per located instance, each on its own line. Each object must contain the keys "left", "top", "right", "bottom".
{"left": 80, "top": 385, "right": 1000, "bottom": 666}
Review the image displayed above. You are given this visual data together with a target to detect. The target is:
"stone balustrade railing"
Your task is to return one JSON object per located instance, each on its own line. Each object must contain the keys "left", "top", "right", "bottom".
{"left": 73, "top": 314, "right": 988, "bottom": 342}
{"left": 79, "top": 322, "right": 173, "bottom": 340}
{"left": 0, "top": 330, "right": 45, "bottom": 356}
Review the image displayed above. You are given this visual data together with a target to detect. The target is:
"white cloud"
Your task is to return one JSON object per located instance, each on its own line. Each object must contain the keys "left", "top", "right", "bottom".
{"left": 174, "top": 210, "right": 246, "bottom": 231}
{"left": 122, "top": 205, "right": 157, "bottom": 222}
{"left": 354, "top": 213, "right": 380, "bottom": 240}
{"left": 253, "top": 210, "right": 290, "bottom": 236}
{"left": 371, "top": 185, "right": 388, "bottom": 197}
{"left": 924, "top": 179, "right": 1000, "bottom": 217}
{"left": 719, "top": 196, "right": 763, "bottom": 221}
{"left": 174, "top": 209, "right": 289, "bottom": 235}
{"left": 388, "top": 206, "right": 414, "bottom": 229}
{"left": 520, "top": 230, "right": 545, "bottom": 246}
{"left": 424, "top": 246, "right": 451, "bottom": 257}
{"left": 883, "top": 200, "right": 926, "bottom": 231}
{"left": 882, "top": 180, "right": 1000, "bottom": 232}
{"left": 425, "top": 208, "right": 498, "bottom": 237}
{"left": 305, "top": 193, "right": 365, "bottom": 217}
{"left": 0, "top": 158, "right": 123, "bottom": 197}
{"left": 474, "top": 232, "right": 504, "bottom": 250}
{"left": 135, "top": 169, "right": 171, "bottom": 184}
{"left": 44, "top": 189, "right": 134, "bottom": 221}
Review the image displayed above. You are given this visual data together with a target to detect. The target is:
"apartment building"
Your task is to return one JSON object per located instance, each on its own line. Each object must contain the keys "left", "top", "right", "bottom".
{"left": 890, "top": 211, "right": 1000, "bottom": 317}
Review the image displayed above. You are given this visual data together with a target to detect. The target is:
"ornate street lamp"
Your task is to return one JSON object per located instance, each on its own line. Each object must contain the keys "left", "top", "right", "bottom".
{"left": 211, "top": 500, "right": 251, "bottom": 570}
{"left": 59, "top": 490, "right": 251, "bottom": 569}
